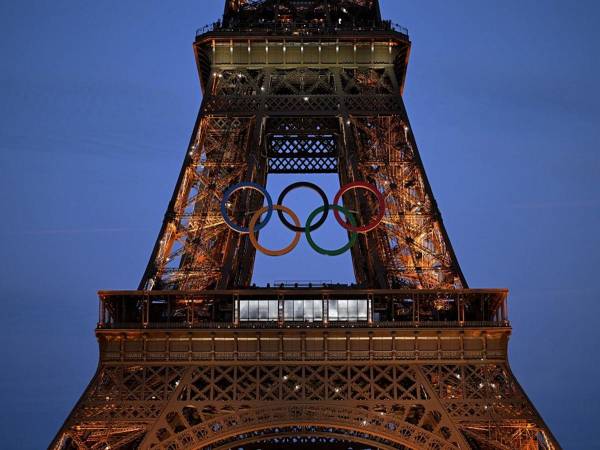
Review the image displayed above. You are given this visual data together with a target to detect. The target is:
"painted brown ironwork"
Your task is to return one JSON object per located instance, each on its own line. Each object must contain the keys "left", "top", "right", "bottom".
{"left": 52, "top": 1, "right": 560, "bottom": 449}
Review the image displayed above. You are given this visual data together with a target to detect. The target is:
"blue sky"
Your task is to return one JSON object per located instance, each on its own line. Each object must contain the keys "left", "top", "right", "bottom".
{"left": 1, "top": 1, "right": 599, "bottom": 448}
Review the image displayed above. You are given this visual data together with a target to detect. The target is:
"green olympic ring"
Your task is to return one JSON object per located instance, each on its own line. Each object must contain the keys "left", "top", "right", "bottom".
{"left": 304, "top": 204, "right": 358, "bottom": 256}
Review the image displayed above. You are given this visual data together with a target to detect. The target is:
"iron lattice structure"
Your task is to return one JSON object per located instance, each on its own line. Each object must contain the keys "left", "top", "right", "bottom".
{"left": 52, "top": 1, "right": 560, "bottom": 449}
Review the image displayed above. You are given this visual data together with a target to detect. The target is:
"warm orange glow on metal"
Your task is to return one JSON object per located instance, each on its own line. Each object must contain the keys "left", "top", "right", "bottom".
{"left": 248, "top": 205, "right": 301, "bottom": 256}
{"left": 51, "top": 1, "right": 560, "bottom": 449}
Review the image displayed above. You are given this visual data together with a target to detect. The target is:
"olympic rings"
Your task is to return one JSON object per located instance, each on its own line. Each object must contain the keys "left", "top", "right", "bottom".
{"left": 220, "top": 180, "right": 385, "bottom": 256}
{"left": 276, "top": 181, "right": 329, "bottom": 232}
{"left": 249, "top": 205, "right": 302, "bottom": 256}
{"left": 305, "top": 204, "right": 358, "bottom": 256}
{"left": 220, "top": 182, "right": 273, "bottom": 233}
{"left": 333, "top": 181, "right": 385, "bottom": 233}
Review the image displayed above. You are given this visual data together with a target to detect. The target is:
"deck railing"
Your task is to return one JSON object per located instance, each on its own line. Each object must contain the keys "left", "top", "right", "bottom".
{"left": 98, "top": 319, "right": 509, "bottom": 330}
{"left": 195, "top": 20, "right": 408, "bottom": 38}
{"left": 97, "top": 288, "right": 509, "bottom": 330}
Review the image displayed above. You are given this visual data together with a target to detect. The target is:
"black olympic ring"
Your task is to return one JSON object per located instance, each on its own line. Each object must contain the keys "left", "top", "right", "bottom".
{"left": 276, "top": 181, "right": 329, "bottom": 233}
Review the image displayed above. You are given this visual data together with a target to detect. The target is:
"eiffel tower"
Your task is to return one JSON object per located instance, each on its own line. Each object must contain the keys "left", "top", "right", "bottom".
{"left": 51, "top": 1, "right": 560, "bottom": 449}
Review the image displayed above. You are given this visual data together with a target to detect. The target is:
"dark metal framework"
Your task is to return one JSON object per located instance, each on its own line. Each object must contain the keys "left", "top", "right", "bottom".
{"left": 52, "top": 1, "right": 560, "bottom": 449}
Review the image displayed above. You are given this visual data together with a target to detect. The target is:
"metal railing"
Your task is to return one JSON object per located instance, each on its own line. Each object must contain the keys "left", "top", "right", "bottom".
{"left": 98, "top": 288, "right": 509, "bottom": 330}
{"left": 99, "top": 320, "right": 509, "bottom": 330}
{"left": 195, "top": 20, "right": 408, "bottom": 38}
{"left": 103, "top": 349, "right": 503, "bottom": 362}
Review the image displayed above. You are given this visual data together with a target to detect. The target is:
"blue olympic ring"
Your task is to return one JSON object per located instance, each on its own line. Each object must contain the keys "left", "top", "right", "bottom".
{"left": 220, "top": 182, "right": 273, "bottom": 233}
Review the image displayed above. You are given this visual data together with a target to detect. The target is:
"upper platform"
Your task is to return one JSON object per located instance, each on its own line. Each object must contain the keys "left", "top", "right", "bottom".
{"left": 193, "top": 0, "right": 411, "bottom": 93}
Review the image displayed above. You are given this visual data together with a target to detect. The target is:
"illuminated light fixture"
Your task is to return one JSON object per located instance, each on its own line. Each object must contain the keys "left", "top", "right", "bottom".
{"left": 455, "top": 373, "right": 461, "bottom": 379}
{"left": 303, "top": 96, "right": 309, "bottom": 102}
{"left": 105, "top": 396, "right": 110, "bottom": 401}
{"left": 434, "top": 298, "right": 451, "bottom": 311}
{"left": 362, "top": 420, "right": 367, "bottom": 425}
{"left": 338, "top": 18, "right": 342, "bottom": 24}
{"left": 282, "top": 375, "right": 288, "bottom": 381}
{"left": 346, "top": 120, "right": 351, "bottom": 125}
{"left": 294, "top": 384, "right": 301, "bottom": 390}
{"left": 334, "top": 387, "right": 340, "bottom": 393}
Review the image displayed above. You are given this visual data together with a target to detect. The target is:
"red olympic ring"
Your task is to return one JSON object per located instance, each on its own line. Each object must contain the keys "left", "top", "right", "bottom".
{"left": 332, "top": 181, "right": 386, "bottom": 233}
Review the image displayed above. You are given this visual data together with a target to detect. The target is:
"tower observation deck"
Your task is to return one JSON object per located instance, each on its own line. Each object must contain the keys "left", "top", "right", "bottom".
{"left": 52, "top": 1, "right": 561, "bottom": 449}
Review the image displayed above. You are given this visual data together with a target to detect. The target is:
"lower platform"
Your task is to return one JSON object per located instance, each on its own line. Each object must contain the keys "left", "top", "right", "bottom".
{"left": 52, "top": 333, "right": 559, "bottom": 448}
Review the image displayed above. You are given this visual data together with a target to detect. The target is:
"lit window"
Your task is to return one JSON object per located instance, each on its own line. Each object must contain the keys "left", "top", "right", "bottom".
{"left": 328, "top": 299, "right": 368, "bottom": 321}
{"left": 240, "top": 300, "right": 248, "bottom": 320}
{"left": 239, "top": 299, "right": 339, "bottom": 322}
{"left": 283, "top": 300, "right": 323, "bottom": 322}
{"left": 329, "top": 299, "right": 338, "bottom": 320}
{"left": 294, "top": 300, "right": 304, "bottom": 321}
{"left": 238, "top": 300, "right": 278, "bottom": 321}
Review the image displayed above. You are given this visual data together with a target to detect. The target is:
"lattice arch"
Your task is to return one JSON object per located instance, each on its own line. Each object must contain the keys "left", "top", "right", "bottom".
{"left": 146, "top": 404, "right": 459, "bottom": 450}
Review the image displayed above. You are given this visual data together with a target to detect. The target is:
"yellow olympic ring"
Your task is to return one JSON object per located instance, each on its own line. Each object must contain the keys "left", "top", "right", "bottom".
{"left": 248, "top": 205, "right": 302, "bottom": 256}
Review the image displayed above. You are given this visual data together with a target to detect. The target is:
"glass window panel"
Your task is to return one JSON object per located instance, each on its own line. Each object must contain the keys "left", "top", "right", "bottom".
{"left": 294, "top": 300, "right": 304, "bottom": 321}
{"left": 240, "top": 300, "right": 248, "bottom": 321}
{"left": 259, "top": 301, "right": 269, "bottom": 320}
{"left": 249, "top": 300, "right": 259, "bottom": 320}
{"left": 314, "top": 300, "right": 323, "bottom": 320}
{"left": 348, "top": 299, "right": 358, "bottom": 320}
{"left": 358, "top": 300, "right": 368, "bottom": 321}
{"left": 329, "top": 300, "right": 338, "bottom": 320}
{"left": 269, "top": 300, "right": 279, "bottom": 320}
{"left": 338, "top": 300, "right": 348, "bottom": 320}
{"left": 304, "top": 300, "right": 314, "bottom": 321}
{"left": 284, "top": 301, "right": 293, "bottom": 320}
